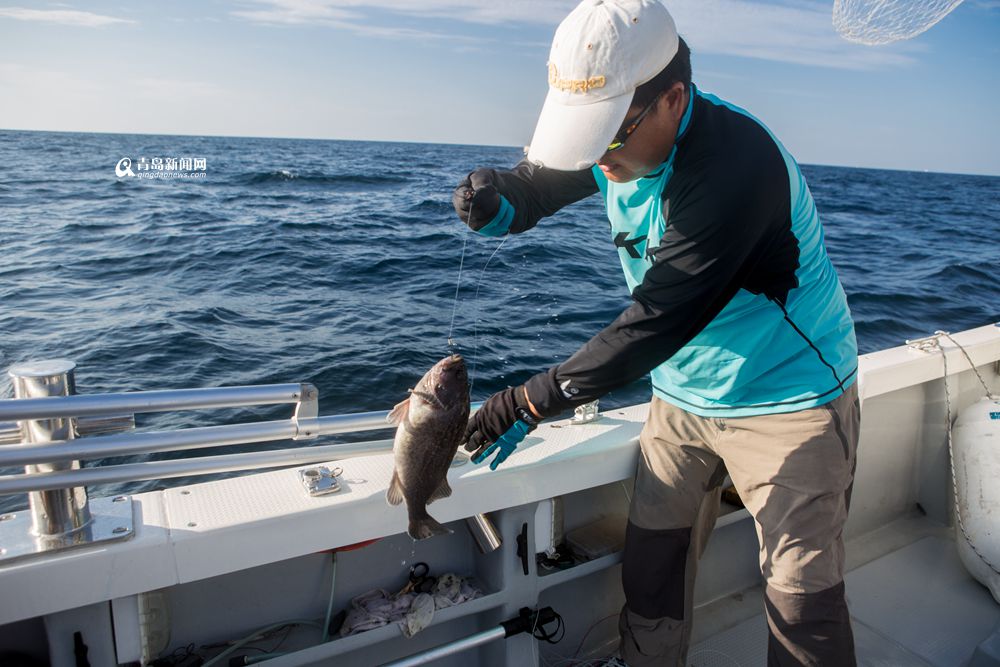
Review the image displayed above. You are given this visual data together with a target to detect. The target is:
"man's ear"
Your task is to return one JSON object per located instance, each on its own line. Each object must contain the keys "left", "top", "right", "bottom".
{"left": 661, "top": 82, "right": 686, "bottom": 121}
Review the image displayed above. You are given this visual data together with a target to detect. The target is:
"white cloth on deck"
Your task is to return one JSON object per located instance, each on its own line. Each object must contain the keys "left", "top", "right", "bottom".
{"left": 340, "top": 574, "right": 482, "bottom": 638}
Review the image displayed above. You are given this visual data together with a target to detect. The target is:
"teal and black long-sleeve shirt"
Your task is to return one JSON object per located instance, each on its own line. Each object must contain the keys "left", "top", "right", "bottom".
{"left": 477, "top": 85, "right": 857, "bottom": 418}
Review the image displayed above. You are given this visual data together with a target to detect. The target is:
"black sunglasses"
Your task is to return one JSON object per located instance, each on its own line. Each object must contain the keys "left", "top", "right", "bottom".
{"left": 606, "top": 92, "right": 664, "bottom": 152}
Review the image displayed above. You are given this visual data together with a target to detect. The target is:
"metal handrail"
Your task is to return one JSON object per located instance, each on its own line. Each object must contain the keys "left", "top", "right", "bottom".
{"left": 0, "top": 405, "right": 480, "bottom": 469}
{"left": 0, "top": 384, "right": 309, "bottom": 421}
{"left": 0, "top": 440, "right": 394, "bottom": 495}
{"left": 0, "top": 383, "right": 483, "bottom": 496}
{"left": 1, "top": 364, "right": 393, "bottom": 559}
{"left": 0, "top": 419, "right": 300, "bottom": 468}
{"left": 0, "top": 410, "right": 404, "bottom": 468}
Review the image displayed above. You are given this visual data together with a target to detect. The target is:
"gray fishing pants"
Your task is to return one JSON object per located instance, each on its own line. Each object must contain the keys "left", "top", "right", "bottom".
{"left": 619, "top": 384, "right": 859, "bottom": 666}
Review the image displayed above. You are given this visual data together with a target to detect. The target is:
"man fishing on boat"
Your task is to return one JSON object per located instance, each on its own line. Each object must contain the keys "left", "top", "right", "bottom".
{"left": 452, "top": 0, "right": 860, "bottom": 665}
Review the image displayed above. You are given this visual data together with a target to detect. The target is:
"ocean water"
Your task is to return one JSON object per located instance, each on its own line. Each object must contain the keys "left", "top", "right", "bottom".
{"left": 1, "top": 129, "right": 998, "bottom": 509}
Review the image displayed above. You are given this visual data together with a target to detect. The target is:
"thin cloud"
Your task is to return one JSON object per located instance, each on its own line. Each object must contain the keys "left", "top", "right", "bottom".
{"left": 231, "top": 0, "right": 572, "bottom": 27}
{"left": 670, "top": 0, "right": 918, "bottom": 69}
{"left": 0, "top": 7, "right": 135, "bottom": 27}
{"left": 232, "top": 0, "right": 915, "bottom": 69}
{"left": 230, "top": 1, "right": 490, "bottom": 41}
{"left": 233, "top": 13, "right": 473, "bottom": 41}
{"left": 231, "top": 1, "right": 360, "bottom": 25}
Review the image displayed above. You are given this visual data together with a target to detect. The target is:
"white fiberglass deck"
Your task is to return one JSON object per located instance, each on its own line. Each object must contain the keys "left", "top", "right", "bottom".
{"left": 687, "top": 515, "right": 1000, "bottom": 666}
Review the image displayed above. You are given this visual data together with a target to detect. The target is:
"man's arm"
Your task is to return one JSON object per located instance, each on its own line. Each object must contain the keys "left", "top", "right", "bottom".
{"left": 524, "top": 160, "right": 789, "bottom": 415}
{"left": 455, "top": 160, "right": 598, "bottom": 235}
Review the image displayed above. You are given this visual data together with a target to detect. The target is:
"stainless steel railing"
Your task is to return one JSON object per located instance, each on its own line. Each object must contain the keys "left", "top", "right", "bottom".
{"left": 0, "top": 411, "right": 402, "bottom": 469}
{"left": 0, "top": 439, "right": 396, "bottom": 495}
{"left": 0, "top": 358, "right": 484, "bottom": 563}
{"left": 0, "top": 365, "right": 417, "bottom": 494}
{"left": 0, "top": 384, "right": 310, "bottom": 422}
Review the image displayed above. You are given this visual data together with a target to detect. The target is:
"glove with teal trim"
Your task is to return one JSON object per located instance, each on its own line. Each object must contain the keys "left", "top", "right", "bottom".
{"left": 463, "top": 386, "right": 540, "bottom": 470}
{"left": 452, "top": 169, "right": 515, "bottom": 237}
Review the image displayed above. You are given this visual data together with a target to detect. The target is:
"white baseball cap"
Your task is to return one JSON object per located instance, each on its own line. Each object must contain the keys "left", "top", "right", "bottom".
{"left": 526, "top": 0, "right": 679, "bottom": 171}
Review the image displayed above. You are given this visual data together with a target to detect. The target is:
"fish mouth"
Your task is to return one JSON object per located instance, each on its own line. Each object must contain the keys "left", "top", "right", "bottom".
{"left": 435, "top": 354, "right": 468, "bottom": 386}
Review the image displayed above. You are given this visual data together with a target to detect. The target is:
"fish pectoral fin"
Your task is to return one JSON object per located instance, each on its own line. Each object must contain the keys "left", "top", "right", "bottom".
{"left": 387, "top": 470, "right": 405, "bottom": 506}
{"left": 387, "top": 398, "right": 410, "bottom": 425}
{"left": 426, "top": 477, "right": 452, "bottom": 505}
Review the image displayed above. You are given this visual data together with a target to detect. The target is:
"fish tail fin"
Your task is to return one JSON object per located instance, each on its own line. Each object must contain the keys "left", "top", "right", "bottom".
{"left": 408, "top": 510, "right": 451, "bottom": 541}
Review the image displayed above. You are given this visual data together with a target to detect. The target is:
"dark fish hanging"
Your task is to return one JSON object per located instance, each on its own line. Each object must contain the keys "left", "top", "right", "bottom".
{"left": 386, "top": 354, "right": 471, "bottom": 540}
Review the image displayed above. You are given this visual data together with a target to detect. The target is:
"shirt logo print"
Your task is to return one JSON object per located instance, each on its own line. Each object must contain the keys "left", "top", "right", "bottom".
{"left": 613, "top": 232, "right": 645, "bottom": 259}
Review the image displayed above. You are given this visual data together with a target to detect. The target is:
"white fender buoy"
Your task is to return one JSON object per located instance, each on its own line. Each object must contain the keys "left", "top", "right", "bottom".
{"left": 952, "top": 395, "right": 1000, "bottom": 604}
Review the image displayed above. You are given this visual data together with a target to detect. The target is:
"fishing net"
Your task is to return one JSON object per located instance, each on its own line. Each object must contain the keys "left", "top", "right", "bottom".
{"left": 833, "top": 0, "right": 965, "bottom": 45}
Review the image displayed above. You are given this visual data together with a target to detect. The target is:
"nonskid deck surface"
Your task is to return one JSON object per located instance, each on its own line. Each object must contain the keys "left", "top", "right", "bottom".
{"left": 688, "top": 531, "right": 1000, "bottom": 666}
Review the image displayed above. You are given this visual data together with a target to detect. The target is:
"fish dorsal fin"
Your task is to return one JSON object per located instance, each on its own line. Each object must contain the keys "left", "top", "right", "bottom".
{"left": 426, "top": 476, "right": 452, "bottom": 505}
{"left": 386, "top": 470, "right": 405, "bottom": 506}
{"left": 387, "top": 398, "right": 410, "bottom": 425}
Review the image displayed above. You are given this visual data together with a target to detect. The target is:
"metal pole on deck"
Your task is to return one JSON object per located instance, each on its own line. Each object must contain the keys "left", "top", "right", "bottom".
{"left": 1, "top": 360, "right": 136, "bottom": 564}
{"left": 379, "top": 607, "right": 561, "bottom": 667}
{"left": 9, "top": 360, "right": 92, "bottom": 538}
{"left": 380, "top": 626, "right": 507, "bottom": 667}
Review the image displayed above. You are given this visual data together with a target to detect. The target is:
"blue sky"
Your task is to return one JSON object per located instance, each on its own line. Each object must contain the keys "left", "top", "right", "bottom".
{"left": 1, "top": 1, "right": 998, "bottom": 175}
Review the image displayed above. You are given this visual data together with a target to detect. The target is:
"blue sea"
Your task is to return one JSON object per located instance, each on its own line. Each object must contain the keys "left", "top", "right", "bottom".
{"left": 1, "top": 129, "right": 998, "bottom": 510}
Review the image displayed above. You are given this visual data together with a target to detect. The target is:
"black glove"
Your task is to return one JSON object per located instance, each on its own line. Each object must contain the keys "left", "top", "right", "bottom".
{"left": 463, "top": 386, "right": 540, "bottom": 470}
{"left": 453, "top": 169, "right": 502, "bottom": 231}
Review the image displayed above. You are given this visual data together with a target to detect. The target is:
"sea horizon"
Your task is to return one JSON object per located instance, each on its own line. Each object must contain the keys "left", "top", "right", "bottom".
{"left": 3, "top": 126, "right": 999, "bottom": 179}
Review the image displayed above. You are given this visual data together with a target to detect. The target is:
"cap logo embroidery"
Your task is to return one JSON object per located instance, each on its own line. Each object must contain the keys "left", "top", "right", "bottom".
{"left": 548, "top": 63, "right": 606, "bottom": 93}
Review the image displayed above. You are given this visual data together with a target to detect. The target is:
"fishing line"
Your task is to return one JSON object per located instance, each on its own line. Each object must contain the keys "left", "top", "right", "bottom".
{"left": 448, "top": 188, "right": 509, "bottom": 394}
{"left": 446, "top": 199, "right": 473, "bottom": 349}
{"left": 445, "top": 189, "right": 510, "bottom": 394}
{"left": 468, "top": 234, "right": 509, "bottom": 394}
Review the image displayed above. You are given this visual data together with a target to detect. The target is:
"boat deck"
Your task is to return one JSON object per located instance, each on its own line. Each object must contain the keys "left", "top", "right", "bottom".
{"left": 1, "top": 325, "right": 998, "bottom": 666}
{"left": 686, "top": 514, "right": 1000, "bottom": 666}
